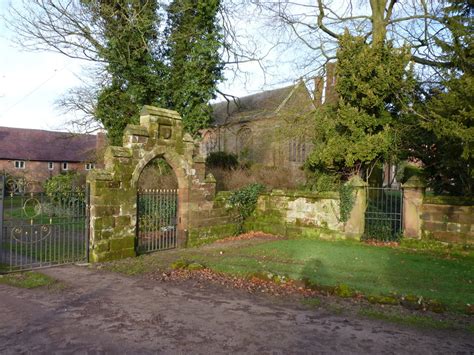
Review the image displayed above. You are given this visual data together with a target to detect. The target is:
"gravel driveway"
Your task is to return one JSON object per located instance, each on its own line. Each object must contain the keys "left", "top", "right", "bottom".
{"left": 0, "top": 265, "right": 472, "bottom": 354}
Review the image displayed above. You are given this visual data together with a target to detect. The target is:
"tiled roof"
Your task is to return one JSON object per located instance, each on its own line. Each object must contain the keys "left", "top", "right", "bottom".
{"left": 0, "top": 127, "right": 98, "bottom": 162}
{"left": 211, "top": 84, "right": 296, "bottom": 126}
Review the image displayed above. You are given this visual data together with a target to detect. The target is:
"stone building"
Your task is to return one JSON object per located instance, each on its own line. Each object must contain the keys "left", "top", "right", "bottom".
{"left": 0, "top": 126, "right": 105, "bottom": 184}
{"left": 200, "top": 81, "right": 315, "bottom": 168}
{"left": 200, "top": 63, "right": 337, "bottom": 170}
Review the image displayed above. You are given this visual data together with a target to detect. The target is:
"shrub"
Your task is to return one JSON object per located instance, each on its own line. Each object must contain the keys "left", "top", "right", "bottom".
{"left": 229, "top": 183, "right": 265, "bottom": 232}
{"left": 43, "top": 172, "right": 85, "bottom": 206}
{"left": 208, "top": 165, "right": 305, "bottom": 191}
{"left": 205, "top": 151, "right": 239, "bottom": 170}
{"left": 305, "top": 171, "right": 340, "bottom": 192}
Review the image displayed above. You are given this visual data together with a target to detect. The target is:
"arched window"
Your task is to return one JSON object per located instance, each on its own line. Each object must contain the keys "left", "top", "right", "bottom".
{"left": 202, "top": 131, "right": 217, "bottom": 156}
{"left": 289, "top": 138, "right": 307, "bottom": 163}
{"left": 236, "top": 127, "right": 252, "bottom": 159}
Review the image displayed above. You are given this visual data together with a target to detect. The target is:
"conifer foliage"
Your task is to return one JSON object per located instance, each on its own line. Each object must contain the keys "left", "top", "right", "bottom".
{"left": 407, "top": 0, "right": 473, "bottom": 195}
{"left": 307, "top": 33, "right": 415, "bottom": 179}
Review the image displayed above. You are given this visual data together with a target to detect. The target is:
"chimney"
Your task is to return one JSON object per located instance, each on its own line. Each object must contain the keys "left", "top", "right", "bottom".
{"left": 324, "top": 62, "right": 338, "bottom": 104}
{"left": 95, "top": 131, "right": 107, "bottom": 166}
{"left": 313, "top": 76, "right": 324, "bottom": 106}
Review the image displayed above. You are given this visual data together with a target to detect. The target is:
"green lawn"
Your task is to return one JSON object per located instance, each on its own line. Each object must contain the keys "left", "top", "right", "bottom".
{"left": 103, "top": 238, "right": 474, "bottom": 312}
{"left": 0, "top": 271, "right": 57, "bottom": 288}
{"left": 216, "top": 240, "right": 473, "bottom": 307}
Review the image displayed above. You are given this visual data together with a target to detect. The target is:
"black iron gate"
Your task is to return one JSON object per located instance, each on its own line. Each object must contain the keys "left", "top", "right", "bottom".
{"left": 137, "top": 189, "right": 178, "bottom": 253}
{"left": 0, "top": 175, "right": 89, "bottom": 273}
{"left": 364, "top": 187, "right": 403, "bottom": 241}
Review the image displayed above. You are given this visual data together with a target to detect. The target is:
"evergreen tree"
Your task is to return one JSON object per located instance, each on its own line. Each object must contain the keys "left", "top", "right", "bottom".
{"left": 406, "top": 1, "right": 473, "bottom": 195}
{"left": 9, "top": 0, "right": 223, "bottom": 145}
{"left": 307, "top": 33, "right": 415, "bottom": 180}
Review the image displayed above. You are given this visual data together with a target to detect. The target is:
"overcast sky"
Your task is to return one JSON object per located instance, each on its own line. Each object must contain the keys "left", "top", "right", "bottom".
{"left": 0, "top": 1, "right": 86, "bottom": 131}
{"left": 0, "top": 0, "right": 305, "bottom": 133}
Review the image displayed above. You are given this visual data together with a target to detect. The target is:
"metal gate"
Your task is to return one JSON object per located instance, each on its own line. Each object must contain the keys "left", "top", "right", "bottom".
{"left": 364, "top": 187, "right": 403, "bottom": 241}
{"left": 137, "top": 189, "right": 178, "bottom": 253}
{"left": 0, "top": 175, "right": 89, "bottom": 273}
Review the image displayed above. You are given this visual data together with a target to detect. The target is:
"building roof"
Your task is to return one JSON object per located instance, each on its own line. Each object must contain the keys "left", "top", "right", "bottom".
{"left": 0, "top": 127, "right": 98, "bottom": 162}
{"left": 211, "top": 84, "right": 298, "bottom": 126}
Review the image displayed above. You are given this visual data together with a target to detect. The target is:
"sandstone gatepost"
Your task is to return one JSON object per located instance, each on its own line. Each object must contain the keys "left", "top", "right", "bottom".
{"left": 87, "top": 106, "right": 223, "bottom": 262}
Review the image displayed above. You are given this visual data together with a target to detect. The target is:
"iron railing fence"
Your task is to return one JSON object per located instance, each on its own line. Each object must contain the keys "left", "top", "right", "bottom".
{"left": 137, "top": 189, "right": 178, "bottom": 253}
{"left": 364, "top": 187, "right": 403, "bottom": 241}
{"left": 0, "top": 175, "right": 89, "bottom": 273}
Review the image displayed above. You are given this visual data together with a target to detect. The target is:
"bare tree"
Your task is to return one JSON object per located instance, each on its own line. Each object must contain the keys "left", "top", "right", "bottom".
{"left": 248, "top": 0, "right": 453, "bottom": 81}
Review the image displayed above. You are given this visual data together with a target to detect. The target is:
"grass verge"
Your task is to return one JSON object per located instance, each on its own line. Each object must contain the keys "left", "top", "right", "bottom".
{"left": 100, "top": 237, "right": 474, "bottom": 312}
{"left": 0, "top": 271, "right": 58, "bottom": 288}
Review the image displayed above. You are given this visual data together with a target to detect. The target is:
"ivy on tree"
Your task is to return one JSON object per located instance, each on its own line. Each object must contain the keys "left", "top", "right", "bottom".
{"left": 9, "top": 0, "right": 223, "bottom": 145}
{"left": 77, "top": 0, "right": 166, "bottom": 145}
{"left": 164, "top": 0, "right": 223, "bottom": 135}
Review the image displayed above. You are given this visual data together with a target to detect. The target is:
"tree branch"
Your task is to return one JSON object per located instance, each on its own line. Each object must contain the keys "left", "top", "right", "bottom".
{"left": 316, "top": 0, "right": 341, "bottom": 40}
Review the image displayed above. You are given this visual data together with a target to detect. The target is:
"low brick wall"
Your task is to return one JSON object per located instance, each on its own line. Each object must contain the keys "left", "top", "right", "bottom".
{"left": 245, "top": 190, "right": 351, "bottom": 240}
{"left": 421, "top": 196, "right": 474, "bottom": 244}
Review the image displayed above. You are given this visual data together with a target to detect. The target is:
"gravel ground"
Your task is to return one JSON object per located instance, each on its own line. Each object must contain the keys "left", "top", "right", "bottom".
{"left": 0, "top": 265, "right": 473, "bottom": 354}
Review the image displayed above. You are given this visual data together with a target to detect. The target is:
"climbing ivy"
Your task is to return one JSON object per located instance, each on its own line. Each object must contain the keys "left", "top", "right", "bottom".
{"left": 339, "top": 183, "right": 355, "bottom": 223}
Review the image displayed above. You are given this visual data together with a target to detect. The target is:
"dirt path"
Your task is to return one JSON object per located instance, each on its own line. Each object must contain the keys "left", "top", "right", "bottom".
{"left": 0, "top": 265, "right": 472, "bottom": 354}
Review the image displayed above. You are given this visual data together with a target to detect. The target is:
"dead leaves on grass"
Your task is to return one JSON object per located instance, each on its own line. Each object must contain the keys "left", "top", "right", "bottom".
{"left": 363, "top": 240, "right": 400, "bottom": 247}
{"left": 214, "top": 231, "right": 282, "bottom": 243}
{"left": 150, "top": 268, "right": 458, "bottom": 314}
{"left": 152, "top": 268, "right": 319, "bottom": 298}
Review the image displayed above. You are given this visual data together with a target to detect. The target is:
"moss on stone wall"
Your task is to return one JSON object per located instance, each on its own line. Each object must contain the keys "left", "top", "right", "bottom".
{"left": 213, "top": 191, "right": 233, "bottom": 208}
{"left": 91, "top": 247, "right": 136, "bottom": 263}
{"left": 424, "top": 195, "right": 474, "bottom": 206}
{"left": 244, "top": 216, "right": 354, "bottom": 241}
{"left": 266, "top": 190, "right": 339, "bottom": 200}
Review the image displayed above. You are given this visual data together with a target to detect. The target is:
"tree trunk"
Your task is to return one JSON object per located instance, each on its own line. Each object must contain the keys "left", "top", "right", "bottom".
{"left": 370, "top": 0, "right": 388, "bottom": 46}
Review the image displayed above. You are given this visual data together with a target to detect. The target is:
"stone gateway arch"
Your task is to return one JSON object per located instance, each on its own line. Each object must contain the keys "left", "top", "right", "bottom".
{"left": 87, "top": 106, "right": 218, "bottom": 262}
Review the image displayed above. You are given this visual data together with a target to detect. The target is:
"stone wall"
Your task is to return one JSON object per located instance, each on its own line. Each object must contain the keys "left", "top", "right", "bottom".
{"left": 402, "top": 176, "right": 473, "bottom": 244}
{"left": 187, "top": 191, "right": 239, "bottom": 247}
{"left": 186, "top": 178, "right": 367, "bottom": 246}
{"left": 421, "top": 196, "right": 474, "bottom": 244}
{"left": 244, "top": 187, "right": 364, "bottom": 240}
